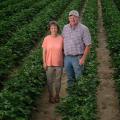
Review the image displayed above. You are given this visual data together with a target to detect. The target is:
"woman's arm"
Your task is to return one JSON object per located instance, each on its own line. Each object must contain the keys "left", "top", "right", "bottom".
{"left": 42, "top": 48, "right": 47, "bottom": 70}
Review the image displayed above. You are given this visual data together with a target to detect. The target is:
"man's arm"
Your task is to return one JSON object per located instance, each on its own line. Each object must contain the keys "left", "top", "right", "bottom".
{"left": 79, "top": 44, "right": 91, "bottom": 65}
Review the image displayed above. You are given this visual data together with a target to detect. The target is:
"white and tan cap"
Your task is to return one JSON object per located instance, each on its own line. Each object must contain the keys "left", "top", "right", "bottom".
{"left": 69, "top": 10, "right": 79, "bottom": 17}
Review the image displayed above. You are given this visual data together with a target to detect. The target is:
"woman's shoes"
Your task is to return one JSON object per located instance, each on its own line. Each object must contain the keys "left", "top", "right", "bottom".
{"left": 49, "top": 96, "right": 60, "bottom": 103}
{"left": 54, "top": 95, "right": 60, "bottom": 103}
{"left": 49, "top": 96, "right": 55, "bottom": 103}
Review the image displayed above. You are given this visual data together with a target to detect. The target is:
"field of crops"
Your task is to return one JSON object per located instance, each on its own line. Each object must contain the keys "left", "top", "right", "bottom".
{"left": 102, "top": 0, "right": 120, "bottom": 101}
{"left": 0, "top": 0, "right": 120, "bottom": 120}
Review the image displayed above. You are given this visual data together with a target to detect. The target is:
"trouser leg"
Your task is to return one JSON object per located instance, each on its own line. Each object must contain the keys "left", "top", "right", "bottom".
{"left": 64, "top": 56, "right": 75, "bottom": 88}
{"left": 46, "top": 67, "right": 55, "bottom": 97}
{"left": 72, "top": 55, "right": 84, "bottom": 79}
{"left": 54, "top": 67, "right": 62, "bottom": 96}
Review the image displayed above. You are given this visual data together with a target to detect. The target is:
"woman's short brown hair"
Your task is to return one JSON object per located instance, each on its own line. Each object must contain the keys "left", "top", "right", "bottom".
{"left": 47, "top": 21, "right": 60, "bottom": 34}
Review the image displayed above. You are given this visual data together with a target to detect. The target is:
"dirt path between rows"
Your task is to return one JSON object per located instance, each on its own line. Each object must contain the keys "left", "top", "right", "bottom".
{"left": 31, "top": 73, "right": 67, "bottom": 120}
{"left": 96, "top": 0, "right": 120, "bottom": 120}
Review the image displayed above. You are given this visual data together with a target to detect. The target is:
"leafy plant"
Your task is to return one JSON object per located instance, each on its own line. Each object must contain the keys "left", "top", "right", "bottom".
{"left": 56, "top": 0, "right": 99, "bottom": 119}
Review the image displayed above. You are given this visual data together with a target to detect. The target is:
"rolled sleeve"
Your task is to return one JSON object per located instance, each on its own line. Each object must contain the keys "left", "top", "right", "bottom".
{"left": 83, "top": 27, "right": 91, "bottom": 46}
{"left": 42, "top": 38, "right": 47, "bottom": 49}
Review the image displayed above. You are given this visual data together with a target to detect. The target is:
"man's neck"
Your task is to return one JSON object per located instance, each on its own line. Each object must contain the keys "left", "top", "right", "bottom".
{"left": 69, "top": 23, "right": 79, "bottom": 29}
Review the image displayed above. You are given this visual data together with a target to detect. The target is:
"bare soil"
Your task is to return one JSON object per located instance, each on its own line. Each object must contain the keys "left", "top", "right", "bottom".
{"left": 31, "top": 73, "right": 67, "bottom": 120}
{"left": 96, "top": 0, "right": 120, "bottom": 120}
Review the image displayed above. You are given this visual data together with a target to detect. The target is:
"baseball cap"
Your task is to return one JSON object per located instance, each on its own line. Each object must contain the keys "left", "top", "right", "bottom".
{"left": 69, "top": 10, "right": 79, "bottom": 17}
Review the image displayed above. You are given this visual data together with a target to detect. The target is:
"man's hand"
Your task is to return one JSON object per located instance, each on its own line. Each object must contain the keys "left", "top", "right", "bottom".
{"left": 79, "top": 45, "right": 91, "bottom": 65}
{"left": 79, "top": 57, "right": 85, "bottom": 65}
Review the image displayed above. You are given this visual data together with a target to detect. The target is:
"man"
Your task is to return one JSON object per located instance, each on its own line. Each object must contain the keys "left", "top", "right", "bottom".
{"left": 62, "top": 10, "right": 91, "bottom": 88}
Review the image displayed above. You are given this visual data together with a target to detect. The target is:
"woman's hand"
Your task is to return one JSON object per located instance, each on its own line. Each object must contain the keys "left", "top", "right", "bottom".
{"left": 43, "top": 63, "right": 47, "bottom": 70}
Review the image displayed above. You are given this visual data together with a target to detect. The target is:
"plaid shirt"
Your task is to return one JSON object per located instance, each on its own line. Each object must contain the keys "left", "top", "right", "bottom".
{"left": 62, "top": 23, "right": 91, "bottom": 56}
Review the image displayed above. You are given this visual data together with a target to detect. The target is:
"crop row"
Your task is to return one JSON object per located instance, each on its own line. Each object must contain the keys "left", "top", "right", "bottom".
{"left": 113, "top": 0, "right": 120, "bottom": 11}
{"left": 0, "top": 0, "right": 39, "bottom": 21}
{"left": 0, "top": 0, "right": 71, "bottom": 79}
{"left": 0, "top": 0, "right": 24, "bottom": 10}
{"left": 0, "top": 0, "right": 84, "bottom": 119}
{"left": 102, "top": 0, "right": 120, "bottom": 100}
{"left": 57, "top": 0, "right": 99, "bottom": 119}
{"left": 0, "top": 48, "right": 46, "bottom": 120}
{"left": 0, "top": 0, "right": 52, "bottom": 45}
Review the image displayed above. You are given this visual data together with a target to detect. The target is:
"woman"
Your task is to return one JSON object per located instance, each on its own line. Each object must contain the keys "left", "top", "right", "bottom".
{"left": 42, "top": 21, "right": 64, "bottom": 103}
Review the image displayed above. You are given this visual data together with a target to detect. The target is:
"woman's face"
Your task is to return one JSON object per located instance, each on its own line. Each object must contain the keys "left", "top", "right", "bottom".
{"left": 50, "top": 25, "right": 58, "bottom": 35}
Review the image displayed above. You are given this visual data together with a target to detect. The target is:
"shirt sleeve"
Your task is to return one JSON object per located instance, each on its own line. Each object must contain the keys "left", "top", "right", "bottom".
{"left": 61, "top": 36, "right": 64, "bottom": 50}
{"left": 83, "top": 27, "right": 92, "bottom": 46}
{"left": 42, "top": 37, "right": 47, "bottom": 49}
{"left": 62, "top": 26, "right": 65, "bottom": 37}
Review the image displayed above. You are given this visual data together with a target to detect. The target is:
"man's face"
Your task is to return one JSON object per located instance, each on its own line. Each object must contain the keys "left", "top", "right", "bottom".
{"left": 69, "top": 15, "right": 79, "bottom": 26}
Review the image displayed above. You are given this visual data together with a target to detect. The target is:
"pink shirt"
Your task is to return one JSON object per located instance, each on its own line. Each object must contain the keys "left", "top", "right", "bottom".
{"left": 42, "top": 35, "right": 64, "bottom": 66}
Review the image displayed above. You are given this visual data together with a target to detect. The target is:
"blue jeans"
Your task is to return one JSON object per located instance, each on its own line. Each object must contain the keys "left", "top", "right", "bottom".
{"left": 64, "top": 55, "right": 84, "bottom": 87}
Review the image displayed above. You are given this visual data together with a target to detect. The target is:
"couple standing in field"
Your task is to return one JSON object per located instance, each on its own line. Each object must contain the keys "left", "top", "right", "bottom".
{"left": 42, "top": 10, "right": 91, "bottom": 103}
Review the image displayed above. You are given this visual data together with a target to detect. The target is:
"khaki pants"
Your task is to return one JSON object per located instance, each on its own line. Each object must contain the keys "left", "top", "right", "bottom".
{"left": 46, "top": 66, "right": 63, "bottom": 96}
